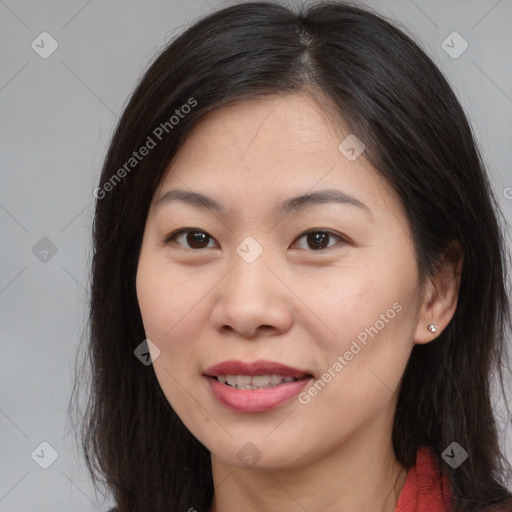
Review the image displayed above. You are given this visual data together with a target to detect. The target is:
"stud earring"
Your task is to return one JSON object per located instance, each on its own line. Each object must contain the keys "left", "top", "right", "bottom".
{"left": 428, "top": 324, "right": 437, "bottom": 333}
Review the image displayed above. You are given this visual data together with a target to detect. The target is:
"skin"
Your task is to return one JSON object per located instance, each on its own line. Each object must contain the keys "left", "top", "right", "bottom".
{"left": 135, "top": 92, "right": 463, "bottom": 512}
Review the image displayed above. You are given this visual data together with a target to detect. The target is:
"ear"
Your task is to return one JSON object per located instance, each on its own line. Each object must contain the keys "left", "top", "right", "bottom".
{"left": 414, "top": 239, "right": 464, "bottom": 344}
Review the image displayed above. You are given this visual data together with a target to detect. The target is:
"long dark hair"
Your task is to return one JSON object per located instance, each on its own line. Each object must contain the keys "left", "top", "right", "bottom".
{"left": 70, "top": 1, "right": 512, "bottom": 511}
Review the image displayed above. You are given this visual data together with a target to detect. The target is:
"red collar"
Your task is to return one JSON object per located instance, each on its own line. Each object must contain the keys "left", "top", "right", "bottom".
{"left": 395, "top": 447, "right": 452, "bottom": 511}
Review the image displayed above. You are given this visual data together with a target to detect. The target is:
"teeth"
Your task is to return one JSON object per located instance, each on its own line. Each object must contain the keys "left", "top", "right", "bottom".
{"left": 226, "top": 375, "right": 237, "bottom": 386}
{"left": 252, "top": 375, "right": 269, "bottom": 387}
{"left": 216, "top": 374, "right": 300, "bottom": 389}
{"left": 269, "top": 374, "right": 284, "bottom": 385}
{"left": 236, "top": 375, "right": 252, "bottom": 386}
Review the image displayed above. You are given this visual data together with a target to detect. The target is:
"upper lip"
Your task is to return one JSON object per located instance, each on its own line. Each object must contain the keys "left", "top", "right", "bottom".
{"left": 204, "top": 359, "right": 313, "bottom": 379}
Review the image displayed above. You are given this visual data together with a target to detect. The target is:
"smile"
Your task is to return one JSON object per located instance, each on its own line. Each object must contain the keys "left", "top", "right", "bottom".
{"left": 203, "top": 360, "right": 314, "bottom": 412}
{"left": 216, "top": 374, "right": 300, "bottom": 389}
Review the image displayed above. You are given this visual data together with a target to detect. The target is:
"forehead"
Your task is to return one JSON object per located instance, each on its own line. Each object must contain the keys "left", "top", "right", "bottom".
{"left": 152, "top": 93, "right": 407, "bottom": 228}
{"left": 174, "top": 92, "right": 341, "bottom": 161}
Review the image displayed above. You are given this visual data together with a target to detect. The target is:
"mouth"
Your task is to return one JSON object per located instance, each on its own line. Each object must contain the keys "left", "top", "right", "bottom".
{"left": 203, "top": 360, "right": 314, "bottom": 412}
{"left": 203, "top": 359, "right": 314, "bottom": 383}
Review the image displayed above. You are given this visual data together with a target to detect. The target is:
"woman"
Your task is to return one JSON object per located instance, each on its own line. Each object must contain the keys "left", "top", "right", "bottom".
{"left": 73, "top": 1, "right": 512, "bottom": 511}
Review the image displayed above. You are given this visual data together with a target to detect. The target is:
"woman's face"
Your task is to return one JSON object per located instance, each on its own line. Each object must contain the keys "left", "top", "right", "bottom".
{"left": 136, "top": 92, "right": 428, "bottom": 470}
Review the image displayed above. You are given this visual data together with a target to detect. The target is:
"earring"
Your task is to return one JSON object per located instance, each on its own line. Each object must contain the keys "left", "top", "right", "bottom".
{"left": 428, "top": 324, "right": 437, "bottom": 333}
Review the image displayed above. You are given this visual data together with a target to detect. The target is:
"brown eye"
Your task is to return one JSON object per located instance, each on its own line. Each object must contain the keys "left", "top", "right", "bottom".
{"left": 292, "top": 230, "right": 344, "bottom": 251}
{"left": 165, "top": 229, "right": 217, "bottom": 249}
{"left": 164, "top": 228, "right": 346, "bottom": 251}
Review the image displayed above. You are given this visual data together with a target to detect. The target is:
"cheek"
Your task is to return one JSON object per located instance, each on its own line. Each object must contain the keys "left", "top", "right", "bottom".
{"left": 136, "top": 248, "right": 217, "bottom": 380}
{"left": 136, "top": 249, "right": 190, "bottom": 348}
{"left": 136, "top": 255, "right": 168, "bottom": 341}
{"left": 136, "top": 251, "right": 209, "bottom": 419}
{"left": 304, "top": 252, "right": 419, "bottom": 376}
{"left": 302, "top": 272, "right": 399, "bottom": 349}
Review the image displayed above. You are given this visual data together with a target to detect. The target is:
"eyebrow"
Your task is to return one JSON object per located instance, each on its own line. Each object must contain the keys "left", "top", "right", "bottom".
{"left": 155, "top": 188, "right": 370, "bottom": 217}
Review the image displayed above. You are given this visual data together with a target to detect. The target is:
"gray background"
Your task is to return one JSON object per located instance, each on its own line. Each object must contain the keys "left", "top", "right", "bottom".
{"left": 1, "top": 0, "right": 511, "bottom": 510}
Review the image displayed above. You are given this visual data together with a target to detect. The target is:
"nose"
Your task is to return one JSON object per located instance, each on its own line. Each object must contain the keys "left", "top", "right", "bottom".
{"left": 209, "top": 252, "right": 294, "bottom": 339}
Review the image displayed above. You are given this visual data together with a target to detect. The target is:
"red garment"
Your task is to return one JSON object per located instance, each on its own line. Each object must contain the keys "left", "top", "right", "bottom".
{"left": 395, "top": 446, "right": 452, "bottom": 511}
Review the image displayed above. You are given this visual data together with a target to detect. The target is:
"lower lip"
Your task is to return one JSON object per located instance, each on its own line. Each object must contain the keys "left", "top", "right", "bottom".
{"left": 205, "top": 376, "right": 313, "bottom": 412}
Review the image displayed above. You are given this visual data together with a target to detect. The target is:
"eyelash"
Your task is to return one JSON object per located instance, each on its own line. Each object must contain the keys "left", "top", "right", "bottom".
{"left": 162, "top": 227, "right": 349, "bottom": 252}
